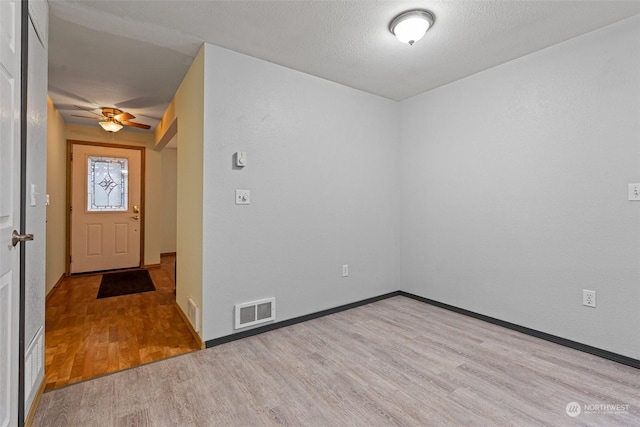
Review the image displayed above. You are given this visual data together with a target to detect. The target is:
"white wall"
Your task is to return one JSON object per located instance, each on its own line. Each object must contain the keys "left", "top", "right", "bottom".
{"left": 26, "top": 0, "right": 48, "bottom": 411}
{"left": 160, "top": 147, "right": 177, "bottom": 253}
{"left": 201, "top": 44, "right": 400, "bottom": 341}
{"left": 25, "top": 14, "right": 47, "bottom": 341}
{"left": 400, "top": 16, "right": 640, "bottom": 359}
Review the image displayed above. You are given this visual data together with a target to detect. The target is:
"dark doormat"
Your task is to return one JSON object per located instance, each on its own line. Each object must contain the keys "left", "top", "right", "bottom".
{"left": 97, "top": 269, "right": 155, "bottom": 299}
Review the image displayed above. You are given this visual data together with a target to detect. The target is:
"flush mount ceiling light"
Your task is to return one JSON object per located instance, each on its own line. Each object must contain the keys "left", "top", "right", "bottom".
{"left": 99, "top": 119, "right": 123, "bottom": 132}
{"left": 389, "top": 9, "right": 435, "bottom": 46}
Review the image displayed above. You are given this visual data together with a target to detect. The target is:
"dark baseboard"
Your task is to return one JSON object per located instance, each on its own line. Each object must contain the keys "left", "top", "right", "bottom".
{"left": 398, "top": 291, "right": 640, "bottom": 370}
{"left": 205, "top": 289, "right": 640, "bottom": 370}
{"left": 205, "top": 291, "right": 402, "bottom": 348}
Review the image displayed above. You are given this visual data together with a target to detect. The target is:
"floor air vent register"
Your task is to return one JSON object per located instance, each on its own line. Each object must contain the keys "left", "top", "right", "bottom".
{"left": 187, "top": 297, "right": 200, "bottom": 332}
{"left": 235, "top": 298, "right": 276, "bottom": 329}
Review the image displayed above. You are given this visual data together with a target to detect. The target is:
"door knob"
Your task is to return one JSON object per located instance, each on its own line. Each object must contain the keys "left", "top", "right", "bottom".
{"left": 133, "top": 205, "right": 140, "bottom": 213}
{"left": 131, "top": 215, "right": 139, "bottom": 220}
{"left": 12, "top": 230, "right": 34, "bottom": 247}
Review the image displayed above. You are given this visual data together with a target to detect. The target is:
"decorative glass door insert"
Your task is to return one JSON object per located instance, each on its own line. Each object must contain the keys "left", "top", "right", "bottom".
{"left": 87, "top": 156, "right": 129, "bottom": 212}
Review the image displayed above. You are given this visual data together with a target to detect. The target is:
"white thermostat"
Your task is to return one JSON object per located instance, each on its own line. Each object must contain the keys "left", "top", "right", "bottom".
{"left": 235, "top": 151, "right": 247, "bottom": 167}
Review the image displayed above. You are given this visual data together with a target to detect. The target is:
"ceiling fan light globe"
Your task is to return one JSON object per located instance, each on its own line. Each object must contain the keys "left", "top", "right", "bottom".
{"left": 99, "top": 120, "right": 123, "bottom": 132}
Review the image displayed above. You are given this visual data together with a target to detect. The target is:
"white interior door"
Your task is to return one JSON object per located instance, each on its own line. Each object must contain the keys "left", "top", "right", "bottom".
{"left": 0, "top": 1, "right": 21, "bottom": 426}
{"left": 71, "top": 144, "right": 142, "bottom": 273}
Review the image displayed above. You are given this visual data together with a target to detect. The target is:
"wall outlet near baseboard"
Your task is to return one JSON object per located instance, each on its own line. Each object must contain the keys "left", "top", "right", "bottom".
{"left": 342, "top": 264, "right": 349, "bottom": 277}
{"left": 583, "top": 290, "right": 596, "bottom": 308}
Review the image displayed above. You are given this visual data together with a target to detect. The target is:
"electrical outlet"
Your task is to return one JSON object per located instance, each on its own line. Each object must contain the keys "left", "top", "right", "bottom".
{"left": 342, "top": 264, "right": 349, "bottom": 277}
{"left": 583, "top": 289, "right": 596, "bottom": 308}
{"left": 629, "top": 184, "right": 640, "bottom": 201}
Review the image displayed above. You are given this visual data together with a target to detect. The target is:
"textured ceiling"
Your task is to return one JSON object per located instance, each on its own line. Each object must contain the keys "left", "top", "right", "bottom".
{"left": 48, "top": 0, "right": 640, "bottom": 133}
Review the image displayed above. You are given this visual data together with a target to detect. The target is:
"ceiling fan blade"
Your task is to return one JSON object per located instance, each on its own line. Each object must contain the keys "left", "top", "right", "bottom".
{"left": 117, "top": 95, "right": 168, "bottom": 109}
{"left": 71, "top": 114, "right": 100, "bottom": 120}
{"left": 73, "top": 106, "right": 104, "bottom": 117}
{"left": 114, "top": 112, "right": 135, "bottom": 122}
{"left": 122, "top": 121, "right": 151, "bottom": 130}
{"left": 48, "top": 86, "right": 96, "bottom": 105}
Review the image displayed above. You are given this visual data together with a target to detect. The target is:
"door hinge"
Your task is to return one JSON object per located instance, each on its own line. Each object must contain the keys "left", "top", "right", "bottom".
{"left": 70, "top": 152, "right": 73, "bottom": 161}
{"left": 69, "top": 205, "right": 72, "bottom": 212}
{"left": 69, "top": 256, "right": 72, "bottom": 263}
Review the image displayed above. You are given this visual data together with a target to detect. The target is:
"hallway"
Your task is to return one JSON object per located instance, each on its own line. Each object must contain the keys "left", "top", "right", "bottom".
{"left": 44, "top": 254, "right": 200, "bottom": 391}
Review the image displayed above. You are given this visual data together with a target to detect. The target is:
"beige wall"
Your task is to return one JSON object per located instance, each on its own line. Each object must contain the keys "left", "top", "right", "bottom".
{"left": 45, "top": 98, "right": 67, "bottom": 295}
{"left": 161, "top": 148, "right": 177, "bottom": 253}
{"left": 156, "top": 46, "right": 204, "bottom": 336}
{"left": 66, "top": 124, "right": 162, "bottom": 267}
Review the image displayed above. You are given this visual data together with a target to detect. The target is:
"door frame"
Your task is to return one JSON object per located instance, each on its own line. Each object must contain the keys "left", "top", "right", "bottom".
{"left": 18, "top": 2, "right": 28, "bottom": 425}
{"left": 65, "top": 140, "right": 146, "bottom": 275}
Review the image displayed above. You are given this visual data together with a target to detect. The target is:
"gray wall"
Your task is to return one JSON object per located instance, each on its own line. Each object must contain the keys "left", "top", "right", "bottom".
{"left": 192, "top": 16, "right": 640, "bottom": 358}
{"left": 400, "top": 16, "right": 640, "bottom": 359}
{"left": 201, "top": 44, "right": 401, "bottom": 341}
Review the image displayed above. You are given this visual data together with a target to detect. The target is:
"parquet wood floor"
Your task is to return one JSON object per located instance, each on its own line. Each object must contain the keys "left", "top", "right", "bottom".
{"left": 44, "top": 254, "right": 200, "bottom": 391}
{"left": 34, "top": 296, "right": 640, "bottom": 426}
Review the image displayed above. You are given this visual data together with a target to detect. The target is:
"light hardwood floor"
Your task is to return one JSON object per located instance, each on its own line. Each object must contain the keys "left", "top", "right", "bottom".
{"left": 44, "top": 255, "right": 200, "bottom": 391}
{"left": 34, "top": 296, "right": 640, "bottom": 426}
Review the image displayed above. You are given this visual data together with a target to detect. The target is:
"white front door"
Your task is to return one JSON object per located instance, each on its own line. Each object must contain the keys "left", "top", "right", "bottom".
{"left": 70, "top": 144, "right": 143, "bottom": 273}
{"left": 0, "top": 1, "right": 22, "bottom": 426}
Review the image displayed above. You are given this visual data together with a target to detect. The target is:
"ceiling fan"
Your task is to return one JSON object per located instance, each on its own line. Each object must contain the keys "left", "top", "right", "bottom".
{"left": 71, "top": 107, "right": 151, "bottom": 132}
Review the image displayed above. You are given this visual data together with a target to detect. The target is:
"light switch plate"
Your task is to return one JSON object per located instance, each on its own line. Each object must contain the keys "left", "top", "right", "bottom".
{"left": 235, "top": 190, "right": 250, "bottom": 205}
{"left": 30, "top": 184, "right": 37, "bottom": 206}
{"left": 629, "top": 184, "right": 640, "bottom": 201}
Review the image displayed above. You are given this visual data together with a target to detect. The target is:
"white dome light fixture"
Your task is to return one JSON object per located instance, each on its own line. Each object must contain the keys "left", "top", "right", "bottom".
{"left": 99, "top": 119, "right": 123, "bottom": 132}
{"left": 389, "top": 9, "right": 435, "bottom": 46}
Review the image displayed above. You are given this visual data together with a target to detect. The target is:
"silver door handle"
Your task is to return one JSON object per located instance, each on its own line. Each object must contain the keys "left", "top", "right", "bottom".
{"left": 12, "top": 230, "right": 34, "bottom": 247}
